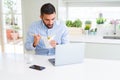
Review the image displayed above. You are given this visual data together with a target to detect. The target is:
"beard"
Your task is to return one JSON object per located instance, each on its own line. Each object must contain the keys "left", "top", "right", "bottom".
{"left": 43, "top": 21, "right": 53, "bottom": 29}
{"left": 45, "top": 24, "right": 53, "bottom": 29}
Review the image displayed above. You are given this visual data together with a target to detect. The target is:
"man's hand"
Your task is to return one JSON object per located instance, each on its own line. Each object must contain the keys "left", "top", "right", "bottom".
{"left": 49, "top": 40, "right": 57, "bottom": 48}
{"left": 33, "top": 34, "right": 41, "bottom": 47}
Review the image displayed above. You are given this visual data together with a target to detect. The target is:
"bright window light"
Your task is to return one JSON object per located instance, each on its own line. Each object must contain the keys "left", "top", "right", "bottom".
{"left": 68, "top": 7, "right": 120, "bottom": 28}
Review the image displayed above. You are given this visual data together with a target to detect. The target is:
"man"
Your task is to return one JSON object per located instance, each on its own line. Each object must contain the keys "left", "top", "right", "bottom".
{"left": 25, "top": 3, "right": 69, "bottom": 55}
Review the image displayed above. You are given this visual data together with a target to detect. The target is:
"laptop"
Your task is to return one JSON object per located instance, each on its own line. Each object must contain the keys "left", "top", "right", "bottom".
{"left": 48, "top": 43, "right": 85, "bottom": 66}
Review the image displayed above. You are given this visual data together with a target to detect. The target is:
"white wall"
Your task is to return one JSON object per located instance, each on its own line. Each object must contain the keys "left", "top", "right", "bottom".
{"left": 57, "top": 0, "right": 67, "bottom": 21}
{"left": 22, "top": 0, "right": 52, "bottom": 35}
{"left": 21, "top": 0, "right": 58, "bottom": 36}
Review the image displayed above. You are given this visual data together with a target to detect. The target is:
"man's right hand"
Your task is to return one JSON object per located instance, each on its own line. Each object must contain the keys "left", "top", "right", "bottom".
{"left": 33, "top": 34, "right": 41, "bottom": 47}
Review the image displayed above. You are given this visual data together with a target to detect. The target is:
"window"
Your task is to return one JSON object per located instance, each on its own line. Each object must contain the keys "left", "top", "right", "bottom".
{"left": 1, "top": 0, "right": 23, "bottom": 54}
{"left": 66, "top": 2, "right": 120, "bottom": 35}
{"left": 68, "top": 7, "right": 120, "bottom": 28}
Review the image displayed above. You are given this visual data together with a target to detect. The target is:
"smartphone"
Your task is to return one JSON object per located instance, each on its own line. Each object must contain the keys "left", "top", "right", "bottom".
{"left": 29, "top": 65, "right": 45, "bottom": 71}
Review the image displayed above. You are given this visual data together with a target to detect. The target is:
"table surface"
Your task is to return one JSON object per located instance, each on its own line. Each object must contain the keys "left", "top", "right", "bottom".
{"left": 0, "top": 53, "right": 120, "bottom": 80}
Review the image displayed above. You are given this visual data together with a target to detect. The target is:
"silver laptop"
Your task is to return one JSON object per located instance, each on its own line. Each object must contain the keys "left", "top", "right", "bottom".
{"left": 48, "top": 43, "right": 85, "bottom": 66}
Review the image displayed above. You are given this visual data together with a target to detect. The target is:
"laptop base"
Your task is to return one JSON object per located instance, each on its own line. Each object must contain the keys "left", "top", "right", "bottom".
{"left": 48, "top": 58, "right": 55, "bottom": 66}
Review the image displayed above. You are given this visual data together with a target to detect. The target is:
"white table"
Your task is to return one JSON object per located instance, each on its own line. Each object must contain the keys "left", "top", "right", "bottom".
{"left": 0, "top": 53, "right": 120, "bottom": 80}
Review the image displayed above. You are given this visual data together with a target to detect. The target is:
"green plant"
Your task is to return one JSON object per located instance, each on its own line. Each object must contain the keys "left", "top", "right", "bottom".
{"left": 66, "top": 20, "right": 73, "bottom": 27}
{"left": 95, "top": 28, "right": 97, "bottom": 32}
{"left": 84, "top": 25, "right": 90, "bottom": 30}
{"left": 84, "top": 20, "right": 91, "bottom": 30}
{"left": 96, "top": 18, "right": 106, "bottom": 24}
{"left": 11, "top": 25, "right": 20, "bottom": 32}
{"left": 66, "top": 19, "right": 82, "bottom": 28}
{"left": 4, "top": 0, "right": 17, "bottom": 25}
{"left": 5, "top": 16, "right": 11, "bottom": 25}
{"left": 72, "top": 19, "right": 82, "bottom": 28}
{"left": 96, "top": 13, "right": 106, "bottom": 24}
{"left": 4, "top": 0, "right": 16, "bottom": 12}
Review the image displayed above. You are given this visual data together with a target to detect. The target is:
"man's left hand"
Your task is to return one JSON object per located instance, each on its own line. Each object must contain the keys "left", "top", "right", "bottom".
{"left": 49, "top": 40, "right": 57, "bottom": 48}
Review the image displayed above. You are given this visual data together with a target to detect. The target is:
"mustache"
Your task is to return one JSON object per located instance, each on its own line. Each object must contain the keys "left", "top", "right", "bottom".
{"left": 42, "top": 21, "right": 53, "bottom": 28}
{"left": 47, "top": 24, "right": 53, "bottom": 26}
{"left": 46, "top": 24, "right": 53, "bottom": 29}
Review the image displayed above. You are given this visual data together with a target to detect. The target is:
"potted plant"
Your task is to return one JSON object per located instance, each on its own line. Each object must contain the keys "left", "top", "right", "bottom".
{"left": 11, "top": 25, "right": 20, "bottom": 32}
{"left": 96, "top": 13, "right": 107, "bottom": 35}
{"left": 84, "top": 25, "right": 91, "bottom": 35}
{"left": 66, "top": 19, "right": 82, "bottom": 28}
{"left": 66, "top": 19, "right": 83, "bottom": 35}
{"left": 89, "top": 28, "right": 97, "bottom": 35}
{"left": 66, "top": 20, "right": 73, "bottom": 27}
{"left": 85, "top": 20, "right": 91, "bottom": 29}
{"left": 96, "top": 13, "right": 106, "bottom": 24}
{"left": 84, "top": 20, "right": 91, "bottom": 35}
{"left": 84, "top": 25, "right": 90, "bottom": 30}
{"left": 72, "top": 19, "right": 82, "bottom": 28}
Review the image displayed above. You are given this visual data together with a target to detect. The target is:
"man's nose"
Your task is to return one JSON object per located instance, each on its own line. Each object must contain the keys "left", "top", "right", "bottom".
{"left": 49, "top": 20, "right": 53, "bottom": 24}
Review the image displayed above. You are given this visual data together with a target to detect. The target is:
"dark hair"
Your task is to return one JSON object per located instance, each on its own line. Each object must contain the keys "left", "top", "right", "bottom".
{"left": 40, "top": 3, "right": 56, "bottom": 15}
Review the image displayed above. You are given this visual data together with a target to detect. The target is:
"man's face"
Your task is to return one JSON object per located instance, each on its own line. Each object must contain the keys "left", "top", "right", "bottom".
{"left": 41, "top": 13, "right": 56, "bottom": 29}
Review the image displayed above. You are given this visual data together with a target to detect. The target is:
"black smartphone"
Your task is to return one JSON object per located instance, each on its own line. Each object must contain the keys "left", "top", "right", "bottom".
{"left": 29, "top": 65, "right": 45, "bottom": 71}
